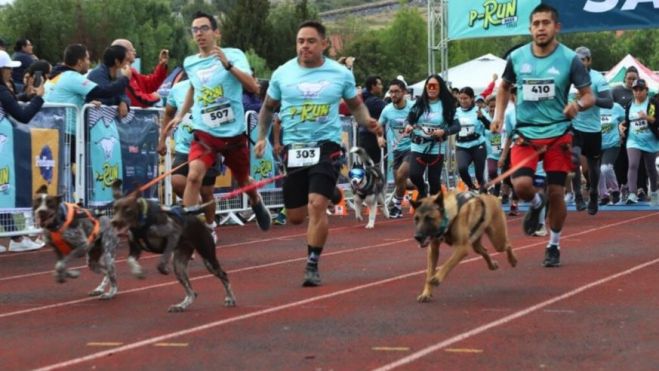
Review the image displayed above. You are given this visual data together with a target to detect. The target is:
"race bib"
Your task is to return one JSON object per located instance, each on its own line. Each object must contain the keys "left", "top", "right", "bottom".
{"left": 458, "top": 122, "right": 475, "bottom": 137}
{"left": 202, "top": 100, "right": 235, "bottom": 128}
{"left": 632, "top": 119, "right": 648, "bottom": 131}
{"left": 600, "top": 114, "right": 612, "bottom": 126}
{"left": 490, "top": 134, "right": 502, "bottom": 152}
{"left": 522, "top": 79, "right": 555, "bottom": 101}
{"left": 417, "top": 124, "right": 436, "bottom": 138}
{"left": 287, "top": 145, "right": 320, "bottom": 168}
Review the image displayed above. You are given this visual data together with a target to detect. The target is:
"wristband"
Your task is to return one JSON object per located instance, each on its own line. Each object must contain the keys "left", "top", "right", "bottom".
{"left": 225, "top": 62, "right": 234, "bottom": 71}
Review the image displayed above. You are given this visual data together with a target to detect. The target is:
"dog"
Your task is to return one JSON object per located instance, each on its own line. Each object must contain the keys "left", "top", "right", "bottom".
{"left": 349, "top": 147, "right": 389, "bottom": 228}
{"left": 410, "top": 190, "right": 517, "bottom": 303}
{"left": 33, "top": 185, "right": 119, "bottom": 299}
{"left": 110, "top": 180, "right": 236, "bottom": 312}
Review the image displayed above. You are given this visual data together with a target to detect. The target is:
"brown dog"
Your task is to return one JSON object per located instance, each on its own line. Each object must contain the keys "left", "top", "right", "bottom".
{"left": 410, "top": 190, "right": 517, "bottom": 303}
{"left": 111, "top": 180, "right": 236, "bottom": 312}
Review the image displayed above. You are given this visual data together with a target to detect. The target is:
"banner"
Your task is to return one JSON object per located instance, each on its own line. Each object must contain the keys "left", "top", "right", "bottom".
{"left": 85, "top": 106, "right": 160, "bottom": 206}
{"left": 247, "top": 111, "right": 278, "bottom": 190}
{"left": 448, "top": 0, "right": 659, "bottom": 40}
{"left": 0, "top": 105, "right": 72, "bottom": 209}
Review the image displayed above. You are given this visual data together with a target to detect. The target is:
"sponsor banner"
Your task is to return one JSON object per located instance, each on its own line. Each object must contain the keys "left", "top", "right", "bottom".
{"left": 247, "top": 111, "right": 277, "bottom": 190}
{"left": 449, "top": 0, "right": 659, "bottom": 40}
{"left": 0, "top": 118, "right": 15, "bottom": 208}
{"left": 30, "top": 128, "right": 59, "bottom": 197}
{"left": 85, "top": 107, "right": 160, "bottom": 206}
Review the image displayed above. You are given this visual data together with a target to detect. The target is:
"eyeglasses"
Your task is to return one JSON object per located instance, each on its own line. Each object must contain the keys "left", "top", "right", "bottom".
{"left": 190, "top": 25, "right": 212, "bottom": 34}
{"left": 389, "top": 89, "right": 403, "bottom": 95}
{"left": 426, "top": 83, "right": 439, "bottom": 90}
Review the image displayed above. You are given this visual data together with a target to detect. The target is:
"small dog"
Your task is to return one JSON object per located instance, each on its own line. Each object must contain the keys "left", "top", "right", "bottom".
{"left": 33, "top": 185, "right": 119, "bottom": 299}
{"left": 410, "top": 190, "right": 517, "bottom": 303}
{"left": 349, "top": 147, "right": 389, "bottom": 228}
{"left": 111, "top": 180, "right": 236, "bottom": 312}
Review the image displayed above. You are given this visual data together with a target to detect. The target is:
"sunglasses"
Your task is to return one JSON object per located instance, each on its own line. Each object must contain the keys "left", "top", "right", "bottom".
{"left": 426, "top": 83, "right": 439, "bottom": 90}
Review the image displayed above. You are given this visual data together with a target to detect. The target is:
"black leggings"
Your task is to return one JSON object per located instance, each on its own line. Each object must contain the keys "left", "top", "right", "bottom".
{"left": 456, "top": 144, "right": 487, "bottom": 191}
{"left": 409, "top": 152, "right": 443, "bottom": 199}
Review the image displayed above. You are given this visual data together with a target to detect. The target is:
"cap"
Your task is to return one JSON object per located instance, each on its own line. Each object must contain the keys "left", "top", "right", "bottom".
{"left": 0, "top": 50, "right": 21, "bottom": 68}
{"left": 475, "top": 95, "right": 485, "bottom": 102}
{"left": 631, "top": 79, "right": 647, "bottom": 89}
{"left": 575, "top": 46, "right": 591, "bottom": 60}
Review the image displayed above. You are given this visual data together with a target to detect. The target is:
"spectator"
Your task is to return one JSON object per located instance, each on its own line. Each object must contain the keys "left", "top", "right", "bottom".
{"left": 0, "top": 49, "right": 45, "bottom": 252}
{"left": 11, "top": 38, "right": 37, "bottom": 90}
{"left": 17, "top": 59, "right": 51, "bottom": 102}
{"left": 87, "top": 45, "right": 131, "bottom": 117}
{"left": 611, "top": 66, "right": 638, "bottom": 107}
{"left": 111, "top": 39, "right": 169, "bottom": 108}
{"left": 359, "top": 75, "right": 386, "bottom": 164}
{"left": 242, "top": 68, "right": 262, "bottom": 112}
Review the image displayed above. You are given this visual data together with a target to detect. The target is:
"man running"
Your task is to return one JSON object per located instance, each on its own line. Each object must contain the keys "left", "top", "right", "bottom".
{"left": 254, "top": 20, "right": 381, "bottom": 287}
{"left": 491, "top": 4, "right": 595, "bottom": 268}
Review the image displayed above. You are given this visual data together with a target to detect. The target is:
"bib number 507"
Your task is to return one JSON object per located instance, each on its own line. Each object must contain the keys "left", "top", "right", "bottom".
{"left": 209, "top": 109, "right": 230, "bottom": 121}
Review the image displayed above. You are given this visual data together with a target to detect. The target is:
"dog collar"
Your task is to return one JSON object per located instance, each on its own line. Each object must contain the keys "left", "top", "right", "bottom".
{"left": 435, "top": 213, "right": 450, "bottom": 237}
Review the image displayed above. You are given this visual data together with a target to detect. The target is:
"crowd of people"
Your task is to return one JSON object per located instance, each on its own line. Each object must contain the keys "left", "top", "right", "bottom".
{"left": 1, "top": 6, "right": 657, "bottom": 281}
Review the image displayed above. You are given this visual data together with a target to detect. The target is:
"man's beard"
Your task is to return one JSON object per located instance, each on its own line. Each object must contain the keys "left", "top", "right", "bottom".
{"left": 534, "top": 35, "right": 554, "bottom": 48}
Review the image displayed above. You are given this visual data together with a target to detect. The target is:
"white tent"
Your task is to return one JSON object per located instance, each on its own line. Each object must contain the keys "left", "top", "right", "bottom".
{"left": 409, "top": 54, "right": 506, "bottom": 97}
{"left": 604, "top": 54, "right": 659, "bottom": 91}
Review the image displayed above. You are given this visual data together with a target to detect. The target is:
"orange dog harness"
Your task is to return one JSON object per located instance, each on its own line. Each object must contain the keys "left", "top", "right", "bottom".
{"left": 50, "top": 203, "right": 100, "bottom": 256}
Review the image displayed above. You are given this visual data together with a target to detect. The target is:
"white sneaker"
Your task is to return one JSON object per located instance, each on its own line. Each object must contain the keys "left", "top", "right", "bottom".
{"left": 9, "top": 238, "right": 43, "bottom": 252}
{"left": 32, "top": 238, "right": 46, "bottom": 248}
{"left": 0, "top": 244, "right": 7, "bottom": 253}
{"left": 651, "top": 191, "right": 659, "bottom": 207}
{"left": 564, "top": 192, "right": 574, "bottom": 204}
{"left": 206, "top": 222, "right": 218, "bottom": 244}
{"left": 626, "top": 193, "right": 638, "bottom": 205}
{"left": 533, "top": 224, "right": 548, "bottom": 237}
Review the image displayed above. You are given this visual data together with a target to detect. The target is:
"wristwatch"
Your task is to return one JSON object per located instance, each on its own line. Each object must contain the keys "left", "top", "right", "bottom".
{"left": 224, "top": 62, "right": 234, "bottom": 71}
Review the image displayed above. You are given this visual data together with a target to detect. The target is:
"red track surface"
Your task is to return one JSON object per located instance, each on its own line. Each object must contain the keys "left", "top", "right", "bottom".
{"left": 1, "top": 210, "right": 658, "bottom": 370}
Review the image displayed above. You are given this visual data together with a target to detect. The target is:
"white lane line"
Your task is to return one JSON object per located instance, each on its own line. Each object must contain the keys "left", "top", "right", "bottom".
{"left": 0, "top": 219, "right": 406, "bottom": 281}
{"left": 32, "top": 214, "right": 657, "bottom": 371}
{"left": 0, "top": 238, "right": 411, "bottom": 319}
{"left": 373, "top": 257, "right": 659, "bottom": 371}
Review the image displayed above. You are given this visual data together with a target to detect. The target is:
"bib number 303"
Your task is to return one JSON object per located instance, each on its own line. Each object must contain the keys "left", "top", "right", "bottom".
{"left": 287, "top": 147, "right": 320, "bottom": 168}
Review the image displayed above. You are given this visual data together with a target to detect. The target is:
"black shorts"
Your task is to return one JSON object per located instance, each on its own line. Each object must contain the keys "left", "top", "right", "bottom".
{"left": 392, "top": 150, "right": 412, "bottom": 171}
{"left": 172, "top": 152, "right": 219, "bottom": 186}
{"left": 572, "top": 129, "right": 602, "bottom": 158}
{"left": 281, "top": 142, "right": 343, "bottom": 209}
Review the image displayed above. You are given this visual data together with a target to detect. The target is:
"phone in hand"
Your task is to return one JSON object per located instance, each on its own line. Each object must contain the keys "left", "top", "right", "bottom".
{"left": 32, "top": 71, "right": 43, "bottom": 87}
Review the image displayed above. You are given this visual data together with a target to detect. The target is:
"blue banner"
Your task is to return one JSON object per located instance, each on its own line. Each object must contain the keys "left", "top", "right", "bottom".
{"left": 449, "top": 0, "right": 659, "bottom": 40}
{"left": 0, "top": 106, "right": 71, "bottom": 209}
{"left": 247, "top": 111, "right": 278, "bottom": 190}
{"left": 85, "top": 106, "right": 160, "bottom": 206}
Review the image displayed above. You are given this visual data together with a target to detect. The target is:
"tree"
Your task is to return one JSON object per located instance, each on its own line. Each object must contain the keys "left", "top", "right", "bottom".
{"left": 263, "top": 0, "right": 319, "bottom": 70}
{"left": 245, "top": 48, "right": 272, "bottom": 79}
{"left": 221, "top": 0, "right": 271, "bottom": 57}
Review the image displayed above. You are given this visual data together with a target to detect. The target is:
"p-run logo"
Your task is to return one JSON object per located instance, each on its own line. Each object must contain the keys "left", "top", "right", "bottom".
{"left": 584, "top": 0, "right": 659, "bottom": 13}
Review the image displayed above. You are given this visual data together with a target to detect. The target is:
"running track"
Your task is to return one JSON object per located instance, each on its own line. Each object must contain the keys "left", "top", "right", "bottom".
{"left": 1, "top": 209, "right": 658, "bottom": 370}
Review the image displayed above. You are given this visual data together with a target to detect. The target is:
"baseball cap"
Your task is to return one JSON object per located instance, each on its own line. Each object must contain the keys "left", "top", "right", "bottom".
{"left": 631, "top": 79, "right": 647, "bottom": 89}
{"left": 475, "top": 95, "right": 485, "bottom": 102}
{"left": 575, "top": 46, "right": 591, "bottom": 60}
{"left": 0, "top": 50, "right": 21, "bottom": 68}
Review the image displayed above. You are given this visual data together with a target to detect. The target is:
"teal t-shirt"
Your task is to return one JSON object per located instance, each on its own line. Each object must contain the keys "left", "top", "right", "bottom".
{"left": 455, "top": 106, "right": 488, "bottom": 149}
{"left": 410, "top": 100, "right": 447, "bottom": 155}
{"left": 44, "top": 70, "right": 98, "bottom": 134}
{"left": 572, "top": 69, "right": 610, "bottom": 133}
{"left": 600, "top": 102, "right": 624, "bottom": 150}
{"left": 184, "top": 48, "right": 250, "bottom": 138}
{"left": 502, "top": 43, "right": 591, "bottom": 139}
{"left": 627, "top": 98, "right": 658, "bottom": 153}
{"left": 380, "top": 100, "right": 413, "bottom": 153}
{"left": 166, "top": 80, "right": 195, "bottom": 154}
{"left": 268, "top": 57, "right": 357, "bottom": 146}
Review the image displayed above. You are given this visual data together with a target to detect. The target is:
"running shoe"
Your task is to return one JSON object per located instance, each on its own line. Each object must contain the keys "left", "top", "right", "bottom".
{"left": 587, "top": 193, "right": 598, "bottom": 215}
{"left": 564, "top": 192, "right": 574, "bottom": 204}
{"left": 273, "top": 210, "right": 287, "bottom": 225}
{"left": 651, "top": 191, "right": 659, "bottom": 207}
{"left": 523, "top": 193, "right": 546, "bottom": 236}
{"left": 598, "top": 195, "right": 610, "bottom": 206}
{"left": 574, "top": 195, "right": 587, "bottom": 211}
{"left": 302, "top": 264, "right": 321, "bottom": 287}
{"left": 388, "top": 205, "right": 403, "bottom": 219}
{"left": 533, "top": 224, "right": 548, "bottom": 237}
{"left": 637, "top": 189, "right": 647, "bottom": 202}
{"left": 543, "top": 244, "right": 560, "bottom": 267}
{"left": 626, "top": 193, "right": 638, "bottom": 205}
{"left": 611, "top": 191, "right": 621, "bottom": 205}
{"left": 508, "top": 201, "right": 520, "bottom": 216}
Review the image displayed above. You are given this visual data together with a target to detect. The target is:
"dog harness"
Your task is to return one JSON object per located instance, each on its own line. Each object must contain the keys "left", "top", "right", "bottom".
{"left": 436, "top": 192, "right": 485, "bottom": 238}
{"left": 350, "top": 166, "right": 384, "bottom": 199}
{"left": 49, "top": 203, "right": 100, "bottom": 256}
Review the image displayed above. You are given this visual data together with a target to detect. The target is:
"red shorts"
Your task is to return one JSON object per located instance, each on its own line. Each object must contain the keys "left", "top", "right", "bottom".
{"left": 189, "top": 131, "right": 250, "bottom": 182}
{"left": 511, "top": 132, "right": 573, "bottom": 174}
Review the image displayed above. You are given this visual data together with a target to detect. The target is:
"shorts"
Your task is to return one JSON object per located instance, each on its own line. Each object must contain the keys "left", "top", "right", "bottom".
{"left": 572, "top": 129, "right": 602, "bottom": 158}
{"left": 281, "top": 142, "right": 344, "bottom": 209}
{"left": 392, "top": 150, "right": 412, "bottom": 171}
{"left": 188, "top": 131, "right": 249, "bottom": 182}
{"left": 172, "top": 152, "right": 219, "bottom": 186}
{"left": 511, "top": 132, "right": 573, "bottom": 176}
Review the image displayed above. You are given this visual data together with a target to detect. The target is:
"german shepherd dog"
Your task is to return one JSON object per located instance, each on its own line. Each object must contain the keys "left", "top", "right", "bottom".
{"left": 33, "top": 185, "right": 119, "bottom": 299}
{"left": 111, "top": 180, "right": 236, "bottom": 312}
{"left": 410, "top": 190, "right": 517, "bottom": 303}
{"left": 349, "top": 147, "right": 389, "bottom": 228}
